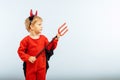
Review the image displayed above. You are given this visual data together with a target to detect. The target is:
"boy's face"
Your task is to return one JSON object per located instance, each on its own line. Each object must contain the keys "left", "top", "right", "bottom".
{"left": 31, "top": 19, "right": 42, "bottom": 34}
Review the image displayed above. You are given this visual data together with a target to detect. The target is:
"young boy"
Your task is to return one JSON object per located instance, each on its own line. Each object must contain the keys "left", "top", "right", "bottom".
{"left": 17, "top": 10, "right": 60, "bottom": 80}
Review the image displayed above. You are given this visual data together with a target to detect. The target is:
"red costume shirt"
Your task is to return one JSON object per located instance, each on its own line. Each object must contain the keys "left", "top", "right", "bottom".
{"left": 17, "top": 35, "right": 58, "bottom": 80}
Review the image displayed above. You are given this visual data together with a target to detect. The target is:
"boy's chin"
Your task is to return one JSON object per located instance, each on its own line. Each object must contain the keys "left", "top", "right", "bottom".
{"left": 38, "top": 32, "right": 42, "bottom": 34}
{"left": 36, "top": 32, "right": 41, "bottom": 35}
{"left": 39, "top": 30, "right": 42, "bottom": 33}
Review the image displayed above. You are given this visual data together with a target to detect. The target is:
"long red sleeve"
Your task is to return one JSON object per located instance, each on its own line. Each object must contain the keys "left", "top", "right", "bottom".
{"left": 17, "top": 36, "right": 30, "bottom": 62}
{"left": 46, "top": 37, "right": 58, "bottom": 50}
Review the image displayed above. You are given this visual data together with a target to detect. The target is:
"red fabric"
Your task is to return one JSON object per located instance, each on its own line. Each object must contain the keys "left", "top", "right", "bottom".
{"left": 17, "top": 35, "right": 58, "bottom": 80}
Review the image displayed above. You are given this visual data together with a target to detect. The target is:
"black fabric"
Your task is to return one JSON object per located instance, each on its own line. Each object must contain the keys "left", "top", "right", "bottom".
{"left": 45, "top": 49, "right": 54, "bottom": 70}
{"left": 23, "top": 62, "right": 26, "bottom": 77}
{"left": 23, "top": 49, "right": 54, "bottom": 77}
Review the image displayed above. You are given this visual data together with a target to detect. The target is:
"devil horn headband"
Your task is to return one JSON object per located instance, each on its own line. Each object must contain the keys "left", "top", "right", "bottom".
{"left": 30, "top": 9, "right": 38, "bottom": 17}
{"left": 29, "top": 9, "right": 38, "bottom": 22}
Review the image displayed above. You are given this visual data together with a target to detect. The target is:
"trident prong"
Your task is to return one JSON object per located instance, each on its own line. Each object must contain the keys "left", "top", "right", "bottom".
{"left": 58, "top": 22, "right": 68, "bottom": 36}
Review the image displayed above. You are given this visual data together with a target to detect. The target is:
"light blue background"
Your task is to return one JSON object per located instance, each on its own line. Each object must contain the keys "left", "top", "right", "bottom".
{"left": 0, "top": 0, "right": 120, "bottom": 80}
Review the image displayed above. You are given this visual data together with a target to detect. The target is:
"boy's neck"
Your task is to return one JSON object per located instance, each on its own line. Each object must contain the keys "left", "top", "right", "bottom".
{"left": 29, "top": 32, "right": 40, "bottom": 39}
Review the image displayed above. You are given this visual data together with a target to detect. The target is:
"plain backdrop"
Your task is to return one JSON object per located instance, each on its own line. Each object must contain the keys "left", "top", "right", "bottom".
{"left": 0, "top": 0, "right": 120, "bottom": 80}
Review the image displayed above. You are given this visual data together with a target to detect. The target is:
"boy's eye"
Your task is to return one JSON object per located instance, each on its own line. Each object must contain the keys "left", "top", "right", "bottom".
{"left": 38, "top": 24, "right": 41, "bottom": 26}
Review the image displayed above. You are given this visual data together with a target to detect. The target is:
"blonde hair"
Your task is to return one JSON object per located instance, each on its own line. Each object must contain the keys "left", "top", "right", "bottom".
{"left": 24, "top": 16, "right": 43, "bottom": 32}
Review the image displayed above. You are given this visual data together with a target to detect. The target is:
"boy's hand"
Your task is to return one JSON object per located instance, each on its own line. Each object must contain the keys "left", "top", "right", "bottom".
{"left": 56, "top": 33, "right": 61, "bottom": 40}
{"left": 28, "top": 56, "right": 36, "bottom": 63}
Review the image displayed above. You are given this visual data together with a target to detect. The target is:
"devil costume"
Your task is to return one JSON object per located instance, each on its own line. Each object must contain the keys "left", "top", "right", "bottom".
{"left": 17, "top": 10, "right": 58, "bottom": 80}
{"left": 18, "top": 35, "right": 58, "bottom": 80}
{"left": 23, "top": 36, "right": 56, "bottom": 77}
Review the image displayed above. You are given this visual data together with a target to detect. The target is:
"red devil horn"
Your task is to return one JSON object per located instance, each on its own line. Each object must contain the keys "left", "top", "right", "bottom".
{"left": 30, "top": 9, "right": 33, "bottom": 17}
{"left": 35, "top": 10, "right": 38, "bottom": 16}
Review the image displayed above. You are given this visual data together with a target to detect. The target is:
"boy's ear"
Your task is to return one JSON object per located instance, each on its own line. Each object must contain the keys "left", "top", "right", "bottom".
{"left": 30, "top": 25, "right": 34, "bottom": 30}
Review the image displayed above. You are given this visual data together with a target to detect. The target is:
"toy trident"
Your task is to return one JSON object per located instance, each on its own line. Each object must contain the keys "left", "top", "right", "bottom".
{"left": 36, "top": 22, "right": 68, "bottom": 58}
